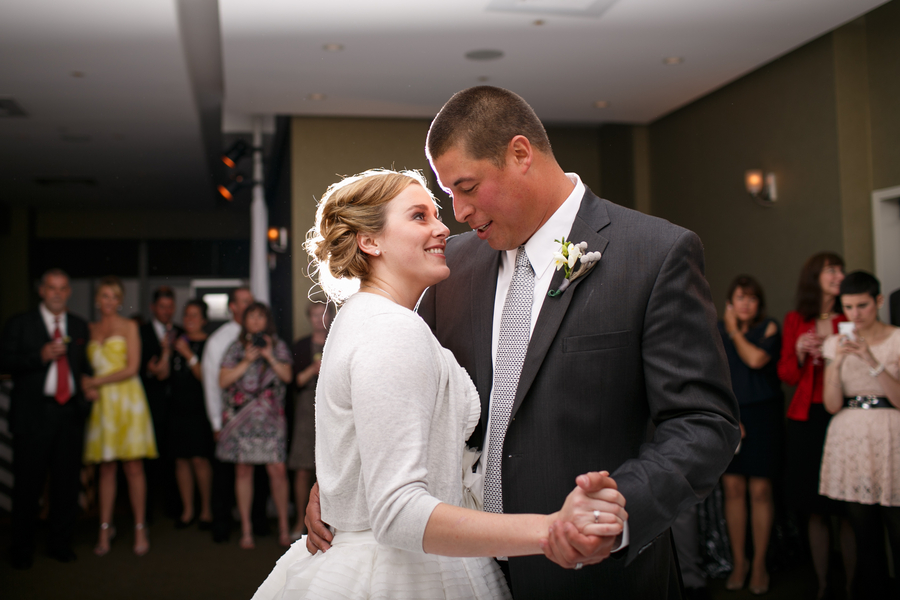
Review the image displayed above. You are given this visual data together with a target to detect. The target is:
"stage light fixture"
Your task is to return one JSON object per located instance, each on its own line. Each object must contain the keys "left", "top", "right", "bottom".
{"left": 218, "top": 174, "right": 253, "bottom": 201}
{"left": 222, "top": 140, "right": 251, "bottom": 169}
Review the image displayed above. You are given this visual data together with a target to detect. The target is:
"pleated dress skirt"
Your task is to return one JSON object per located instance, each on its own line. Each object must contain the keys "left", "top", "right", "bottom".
{"left": 252, "top": 530, "right": 511, "bottom": 600}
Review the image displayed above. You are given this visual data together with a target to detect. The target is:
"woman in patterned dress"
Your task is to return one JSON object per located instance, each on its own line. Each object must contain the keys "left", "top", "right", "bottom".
{"left": 82, "top": 276, "right": 157, "bottom": 557}
{"left": 217, "top": 302, "right": 293, "bottom": 549}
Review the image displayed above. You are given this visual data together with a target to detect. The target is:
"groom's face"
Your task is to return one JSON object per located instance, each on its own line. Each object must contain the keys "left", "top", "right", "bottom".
{"left": 432, "top": 144, "right": 531, "bottom": 251}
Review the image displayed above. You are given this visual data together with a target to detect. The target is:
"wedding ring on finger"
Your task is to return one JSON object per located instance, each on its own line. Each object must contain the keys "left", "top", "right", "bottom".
{"left": 574, "top": 563, "right": 583, "bottom": 570}
{"left": 593, "top": 510, "right": 600, "bottom": 523}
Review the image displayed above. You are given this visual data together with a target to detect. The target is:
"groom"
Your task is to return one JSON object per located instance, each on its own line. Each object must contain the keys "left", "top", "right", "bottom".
{"left": 308, "top": 87, "right": 740, "bottom": 598}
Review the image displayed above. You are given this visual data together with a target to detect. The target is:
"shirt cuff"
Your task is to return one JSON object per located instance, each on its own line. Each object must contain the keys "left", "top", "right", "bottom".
{"left": 611, "top": 519, "right": 630, "bottom": 553}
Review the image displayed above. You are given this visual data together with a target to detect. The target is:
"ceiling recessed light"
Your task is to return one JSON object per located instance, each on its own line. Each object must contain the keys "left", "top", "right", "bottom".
{"left": 465, "top": 49, "right": 504, "bottom": 61}
{"left": 71, "top": 71, "right": 85, "bottom": 78}
{"left": 307, "top": 93, "right": 326, "bottom": 101}
{"left": 594, "top": 100, "right": 610, "bottom": 109}
{"left": 322, "top": 43, "right": 344, "bottom": 52}
{"left": 663, "top": 56, "right": 684, "bottom": 65}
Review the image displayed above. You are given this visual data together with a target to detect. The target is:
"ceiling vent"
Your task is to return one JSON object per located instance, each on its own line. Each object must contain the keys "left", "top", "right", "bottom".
{"left": 486, "top": 0, "right": 618, "bottom": 18}
{"left": 0, "top": 97, "right": 28, "bottom": 117}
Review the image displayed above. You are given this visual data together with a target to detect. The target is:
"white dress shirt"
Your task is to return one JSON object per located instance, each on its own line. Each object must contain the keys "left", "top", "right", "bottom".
{"left": 40, "top": 303, "right": 75, "bottom": 398}
{"left": 151, "top": 318, "right": 167, "bottom": 342}
{"left": 484, "top": 173, "right": 629, "bottom": 551}
{"left": 201, "top": 320, "right": 241, "bottom": 432}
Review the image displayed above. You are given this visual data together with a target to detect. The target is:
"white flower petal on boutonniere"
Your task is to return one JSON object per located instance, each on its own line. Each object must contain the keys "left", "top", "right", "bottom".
{"left": 548, "top": 238, "right": 601, "bottom": 297}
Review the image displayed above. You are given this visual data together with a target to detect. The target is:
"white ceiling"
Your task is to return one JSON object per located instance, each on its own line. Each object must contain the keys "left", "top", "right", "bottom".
{"left": 0, "top": 0, "right": 890, "bottom": 209}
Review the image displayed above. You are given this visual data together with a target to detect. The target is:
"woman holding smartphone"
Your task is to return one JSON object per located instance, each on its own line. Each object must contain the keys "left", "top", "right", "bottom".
{"left": 820, "top": 271, "right": 900, "bottom": 598}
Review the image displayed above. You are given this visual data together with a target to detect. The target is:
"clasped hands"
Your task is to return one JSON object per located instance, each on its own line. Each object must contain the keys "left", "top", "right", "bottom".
{"left": 80, "top": 375, "right": 100, "bottom": 401}
{"left": 304, "top": 470, "right": 627, "bottom": 570}
{"left": 542, "top": 471, "right": 627, "bottom": 569}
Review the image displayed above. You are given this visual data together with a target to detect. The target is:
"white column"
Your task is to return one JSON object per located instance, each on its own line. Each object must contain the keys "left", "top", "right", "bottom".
{"left": 249, "top": 116, "right": 270, "bottom": 305}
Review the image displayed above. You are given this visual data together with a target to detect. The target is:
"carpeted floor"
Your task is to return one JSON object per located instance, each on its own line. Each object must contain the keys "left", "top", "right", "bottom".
{"left": 0, "top": 511, "right": 866, "bottom": 600}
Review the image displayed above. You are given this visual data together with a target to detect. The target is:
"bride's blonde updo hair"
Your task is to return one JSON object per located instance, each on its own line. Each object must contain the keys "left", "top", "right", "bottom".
{"left": 305, "top": 168, "right": 436, "bottom": 303}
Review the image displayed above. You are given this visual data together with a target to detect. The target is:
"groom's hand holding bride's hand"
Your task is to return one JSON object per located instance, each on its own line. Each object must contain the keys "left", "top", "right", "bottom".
{"left": 541, "top": 471, "right": 627, "bottom": 569}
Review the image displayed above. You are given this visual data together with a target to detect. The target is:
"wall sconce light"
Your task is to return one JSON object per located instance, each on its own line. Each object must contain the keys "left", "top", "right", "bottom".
{"left": 745, "top": 170, "right": 777, "bottom": 206}
{"left": 268, "top": 226, "right": 288, "bottom": 253}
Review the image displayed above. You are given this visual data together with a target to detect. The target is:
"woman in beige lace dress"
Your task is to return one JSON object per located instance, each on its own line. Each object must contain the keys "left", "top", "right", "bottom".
{"left": 820, "top": 271, "right": 900, "bottom": 598}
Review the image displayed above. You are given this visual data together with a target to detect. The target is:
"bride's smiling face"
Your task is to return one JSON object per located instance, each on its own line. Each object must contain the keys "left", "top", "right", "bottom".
{"left": 369, "top": 183, "right": 451, "bottom": 292}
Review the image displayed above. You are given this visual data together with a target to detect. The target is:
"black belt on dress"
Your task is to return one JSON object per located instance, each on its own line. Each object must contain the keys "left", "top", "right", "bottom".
{"left": 843, "top": 396, "right": 894, "bottom": 409}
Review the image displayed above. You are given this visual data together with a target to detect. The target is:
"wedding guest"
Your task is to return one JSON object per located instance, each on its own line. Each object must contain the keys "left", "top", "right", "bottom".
{"left": 287, "top": 302, "right": 334, "bottom": 539}
{"left": 777, "top": 252, "right": 855, "bottom": 599}
{"left": 719, "top": 275, "right": 782, "bottom": 595}
{"left": 217, "top": 302, "right": 293, "bottom": 549}
{"left": 253, "top": 169, "right": 625, "bottom": 600}
{"left": 1, "top": 269, "right": 92, "bottom": 568}
{"left": 82, "top": 276, "right": 157, "bottom": 557}
{"left": 201, "top": 286, "right": 254, "bottom": 543}
{"left": 159, "top": 299, "right": 214, "bottom": 529}
{"left": 820, "top": 271, "right": 900, "bottom": 599}
{"left": 139, "top": 285, "right": 182, "bottom": 521}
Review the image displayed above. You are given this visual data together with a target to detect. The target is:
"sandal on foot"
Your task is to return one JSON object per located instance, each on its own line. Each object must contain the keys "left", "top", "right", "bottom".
{"left": 725, "top": 562, "right": 749, "bottom": 591}
{"left": 94, "top": 522, "right": 116, "bottom": 557}
{"left": 133, "top": 523, "right": 150, "bottom": 557}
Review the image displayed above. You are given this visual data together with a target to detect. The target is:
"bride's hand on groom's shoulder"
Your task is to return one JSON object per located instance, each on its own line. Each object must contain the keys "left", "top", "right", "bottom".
{"left": 540, "top": 471, "right": 627, "bottom": 569}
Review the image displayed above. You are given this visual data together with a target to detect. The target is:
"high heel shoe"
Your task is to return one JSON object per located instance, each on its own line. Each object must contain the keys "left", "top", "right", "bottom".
{"left": 94, "top": 522, "right": 116, "bottom": 557}
{"left": 239, "top": 533, "right": 255, "bottom": 550}
{"left": 725, "top": 562, "right": 749, "bottom": 591}
{"left": 133, "top": 523, "right": 150, "bottom": 557}
{"left": 749, "top": 571, "right": 770, "bottom": 595}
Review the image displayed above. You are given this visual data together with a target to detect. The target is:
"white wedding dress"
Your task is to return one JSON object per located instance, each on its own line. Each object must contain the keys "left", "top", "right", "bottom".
{"left": 251, "top": 294, "right": 510, "bottom": 600}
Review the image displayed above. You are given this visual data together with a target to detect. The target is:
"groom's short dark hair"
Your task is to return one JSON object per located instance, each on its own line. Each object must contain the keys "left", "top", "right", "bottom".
{"left": 427, "top": 86, "right": 553, "bottom": 168}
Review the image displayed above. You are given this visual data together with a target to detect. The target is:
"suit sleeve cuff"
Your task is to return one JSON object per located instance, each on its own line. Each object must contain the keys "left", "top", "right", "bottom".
{"left": 611, "top": 519, "right": 630, "bottom": 553}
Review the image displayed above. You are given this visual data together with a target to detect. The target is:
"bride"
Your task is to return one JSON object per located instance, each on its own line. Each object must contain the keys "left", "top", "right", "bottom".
{"left": 252, "top": 169, "right": 626, "bottom": 599}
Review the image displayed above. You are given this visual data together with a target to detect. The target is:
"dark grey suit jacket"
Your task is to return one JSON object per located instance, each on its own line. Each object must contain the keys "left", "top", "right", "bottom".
{"left": 419, "top": 189, "right": 740, "bottom": 599}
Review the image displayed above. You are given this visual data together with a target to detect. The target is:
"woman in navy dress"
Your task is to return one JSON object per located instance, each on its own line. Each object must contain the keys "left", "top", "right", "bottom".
{"left": 719, "top": 275, "right": 782, "bottom": 594}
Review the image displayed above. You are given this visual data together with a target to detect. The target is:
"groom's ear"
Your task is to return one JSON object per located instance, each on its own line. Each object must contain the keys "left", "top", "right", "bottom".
{"left": 357, "top": 232, "right": 379, "bottom": 257}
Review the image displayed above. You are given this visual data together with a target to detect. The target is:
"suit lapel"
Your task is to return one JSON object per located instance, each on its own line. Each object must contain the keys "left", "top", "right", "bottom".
{"left": 510, "top": 191, "right": 611, "bottom": 418}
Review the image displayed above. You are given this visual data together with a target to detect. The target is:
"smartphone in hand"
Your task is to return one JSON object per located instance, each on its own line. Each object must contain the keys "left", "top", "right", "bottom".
{"left": 838, "top": 321, "right": 856, "bottom": 341}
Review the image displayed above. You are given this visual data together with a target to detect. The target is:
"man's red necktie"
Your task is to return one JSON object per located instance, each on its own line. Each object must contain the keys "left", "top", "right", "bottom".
{"left": 54, "top": 316, "right": 71, "bottom": 404}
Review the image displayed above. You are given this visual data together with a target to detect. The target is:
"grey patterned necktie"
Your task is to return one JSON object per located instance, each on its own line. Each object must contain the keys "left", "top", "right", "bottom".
{"left": 484, "top": 246, "right": 534, "bottom": 514}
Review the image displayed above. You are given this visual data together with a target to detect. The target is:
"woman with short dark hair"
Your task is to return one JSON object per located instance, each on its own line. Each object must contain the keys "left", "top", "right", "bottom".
{"left": 820, "top": 271, "right": 900, "bottom": 598}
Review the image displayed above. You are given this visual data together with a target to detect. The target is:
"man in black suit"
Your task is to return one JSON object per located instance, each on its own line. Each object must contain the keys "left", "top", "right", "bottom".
{"left": 1, "top": 269, "right": 93, "bottom": 569}
{"left": 420, "top": 86, "right": 740, "bottom": 598}
{"left": 139, "top": 286, "right": 182, "bottom": 520}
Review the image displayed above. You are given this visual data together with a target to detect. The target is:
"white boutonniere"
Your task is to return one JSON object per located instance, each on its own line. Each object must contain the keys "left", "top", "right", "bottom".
{"left": 549, "top": 237, "right": 601, "bottom": 297}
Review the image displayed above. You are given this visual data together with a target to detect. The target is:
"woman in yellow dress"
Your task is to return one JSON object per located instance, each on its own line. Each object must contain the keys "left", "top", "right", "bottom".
{"left": 82, "top": 276, "right": 158, "bottom": 557}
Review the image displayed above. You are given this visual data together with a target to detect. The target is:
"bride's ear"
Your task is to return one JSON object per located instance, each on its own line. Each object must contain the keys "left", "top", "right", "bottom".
{"left": 357, "top": 232, "right": 381, "bottom": 257}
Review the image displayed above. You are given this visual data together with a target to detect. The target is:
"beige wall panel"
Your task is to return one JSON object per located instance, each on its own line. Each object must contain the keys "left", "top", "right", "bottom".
{"left": 649, "top": 35, "right": 844, "bottom": 322}
{"left": 866, "top": 0, "right": 900, "bottom": 191}
{"left": 833, "top": 18, "right": 874, "bottom": 272}
{"left": 290, "top": 117, "right": 432, "bottom": 339}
